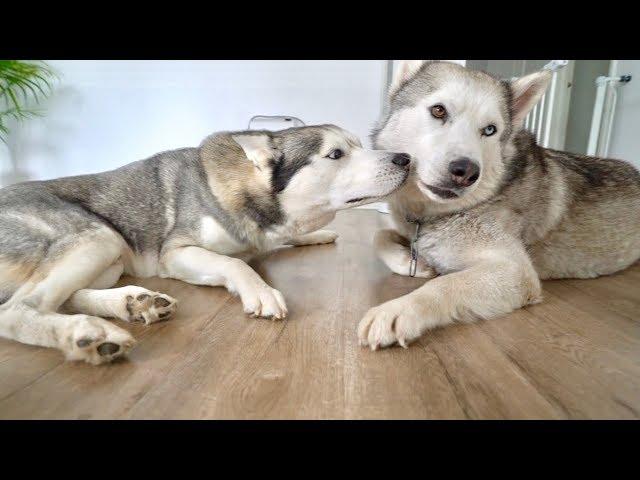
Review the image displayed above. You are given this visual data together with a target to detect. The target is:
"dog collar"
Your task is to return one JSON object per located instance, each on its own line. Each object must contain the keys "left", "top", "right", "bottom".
{"left": 406, "top": 217, "right": 422, "bottom": 278}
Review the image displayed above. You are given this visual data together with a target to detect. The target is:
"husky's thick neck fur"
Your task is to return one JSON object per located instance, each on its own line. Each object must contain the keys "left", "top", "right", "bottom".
{"left": 199, "top": 131, "right": 292, "bottom": 251}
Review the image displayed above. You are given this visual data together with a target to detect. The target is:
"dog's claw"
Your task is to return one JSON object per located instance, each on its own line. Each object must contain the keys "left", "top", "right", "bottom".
{"left": 241, "top": 285, "right": 287, "bottom": 320}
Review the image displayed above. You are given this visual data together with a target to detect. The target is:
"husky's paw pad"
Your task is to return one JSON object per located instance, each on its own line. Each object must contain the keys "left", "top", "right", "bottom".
{"left": 125, "top": 291, "right": 178, "bottom": 325}
{"left": 67, "top": 317, "right": 136, "bottom": 365}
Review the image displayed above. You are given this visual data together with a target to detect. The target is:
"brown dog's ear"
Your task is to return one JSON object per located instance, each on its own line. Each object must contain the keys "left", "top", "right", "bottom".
{"left": 232, "top": 133, "right": 275, "bottom": 171}
{"left": 510, "top": 70, "right": 552, "bottom": 128}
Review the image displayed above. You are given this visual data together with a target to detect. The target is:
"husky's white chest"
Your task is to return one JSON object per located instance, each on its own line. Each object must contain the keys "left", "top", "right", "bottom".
{"left": 412, "top": 219, "right": 473, "bottom": 275}
{"left": 199, "top": 216, "right": 248, "bottom": 256}
{"left": 417, "top": 239, "right": 460, "bottom": 275}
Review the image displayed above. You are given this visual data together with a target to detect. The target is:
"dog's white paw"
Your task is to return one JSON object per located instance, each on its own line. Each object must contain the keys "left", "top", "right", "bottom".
{"left": 374, "top": 229, "right": 436, "bottom": 279}
{"left": 290, "top": 230, "right": 339, "bottom": 246}
{"left": 125, "top": 290, "right": 178, "bottom": 324}
{"left": 64, "top": 316, "right": 136, "bottom": 365}
{"left": 306, "top": 230, "right": 339, "bottom": 245}
{"left": 236, "top": 281, "right": 288, "bottom": 320}
{"left": 412, "top": 264, "right": 438, "bottom": 279}
{"left": 357, "top": 298, "right": 426, "bottom": 350}
{"left": 387, "top": 256, "right": 437, "bottom": 279}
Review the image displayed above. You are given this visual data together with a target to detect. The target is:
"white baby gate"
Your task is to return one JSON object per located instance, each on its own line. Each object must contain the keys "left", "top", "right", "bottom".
{"left": 586, "top": 64, "right": 632, "bottom": 157}
{"left": 521, "top": 60, "right": 570, "bottom": 149}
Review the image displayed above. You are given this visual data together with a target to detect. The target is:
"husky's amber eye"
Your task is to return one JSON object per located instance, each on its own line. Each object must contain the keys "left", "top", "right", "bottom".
{"left": 430, "top": 104, "right": 447, "bottom": 119}
{"left": 482, "top": 124, "right": 497, "bottom": 136}
{"left": 327, "top": 149, "right": 344, "bottom": 160}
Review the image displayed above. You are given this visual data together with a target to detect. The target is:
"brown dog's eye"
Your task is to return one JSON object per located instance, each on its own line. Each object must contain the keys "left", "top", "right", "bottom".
{"left": 430, "top": 104, "right": 447, "bottom": 119}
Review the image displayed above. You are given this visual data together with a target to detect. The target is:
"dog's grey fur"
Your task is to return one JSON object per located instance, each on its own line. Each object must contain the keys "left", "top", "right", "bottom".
{"left": 358, "top": 61, "right": 640, "bottom": 350}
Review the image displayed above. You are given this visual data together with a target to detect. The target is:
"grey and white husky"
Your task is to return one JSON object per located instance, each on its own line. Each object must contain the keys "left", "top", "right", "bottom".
{"left": 359, "top": 60, "right": 640, "bottom": 350}
{"left": 0, "top": 124, "right": 410, "bottom": 363}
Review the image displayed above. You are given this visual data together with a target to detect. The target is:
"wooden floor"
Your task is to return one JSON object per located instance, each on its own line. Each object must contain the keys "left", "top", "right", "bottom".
{"left": 1, "top": 210, "right": 639, "bottom": 419}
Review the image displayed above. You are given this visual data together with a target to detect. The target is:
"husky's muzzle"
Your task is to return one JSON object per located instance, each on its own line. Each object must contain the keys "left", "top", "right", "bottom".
{"left": 420, "top": 156, "right": 480, "bottom": 199}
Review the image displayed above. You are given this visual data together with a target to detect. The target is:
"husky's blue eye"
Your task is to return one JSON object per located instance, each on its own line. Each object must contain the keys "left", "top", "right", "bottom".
{"left": 327, "top": 149, "right": 344, "bottom": 160}
{"left": 483, "top": 125, "right": 497, "bottom": 136}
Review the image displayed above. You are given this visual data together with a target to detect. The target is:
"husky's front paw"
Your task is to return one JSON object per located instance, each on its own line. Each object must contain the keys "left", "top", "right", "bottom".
{"left": 357, "top": 298, "right": 427, "bottom": 350}
{"left": 244, "top": 286, "right": 288, "bottom": 319}
{"left": 64, "top": 316, "right": 136, "bottom": 365}
{"left": 374, "top": 229, "right": 437, "bottom": 279}
{"left": 304, "top": 230, "right": 338, "bottom": 245}
{"left": 235, "top": 280, "right": 288, "bottom": 320}
{"left": 386, "top": 255, "right": 437, "bottom": 279}
{"left": 288, "top": 230, "right": 339, "bottom": 246}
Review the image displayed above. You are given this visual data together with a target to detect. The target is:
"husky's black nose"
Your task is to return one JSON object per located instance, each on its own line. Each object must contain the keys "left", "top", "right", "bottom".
{"left": 449, "top": 158, "right": 480, "bottom": 187}
{"left": 392, "top": 153, "right": 411, "bottom": 167}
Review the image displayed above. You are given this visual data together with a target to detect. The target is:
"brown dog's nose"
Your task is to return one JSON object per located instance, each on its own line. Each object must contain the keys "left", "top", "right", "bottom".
{"left": 392, "top": 153, "right": 411, "bottom": 167}
{"left": 448, "top": 158, "right": 480, "bottom": 187}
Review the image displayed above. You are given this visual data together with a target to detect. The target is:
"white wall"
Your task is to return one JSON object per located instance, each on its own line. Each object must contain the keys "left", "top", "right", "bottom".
{"left": 608, "top": 60, "right": 640, "bottom": 167}
{"left": 0, "top": 61, "right": 386, "bottom": 186}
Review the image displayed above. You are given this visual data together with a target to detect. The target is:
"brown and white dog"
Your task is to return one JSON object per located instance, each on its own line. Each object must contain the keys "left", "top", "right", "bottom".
{"left": 358, "top": 60, "right": 640, "bottom": 350}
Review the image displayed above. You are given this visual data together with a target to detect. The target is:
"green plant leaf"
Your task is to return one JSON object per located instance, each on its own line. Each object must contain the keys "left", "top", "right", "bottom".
{"left": 0, "top": 60, "right": 57, "bottom": 142}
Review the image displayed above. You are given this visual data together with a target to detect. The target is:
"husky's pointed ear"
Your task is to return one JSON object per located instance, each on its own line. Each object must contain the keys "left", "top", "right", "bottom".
{"left": 232, "top": 133, "right": 274, "bottom": 170}
{"left": 389, "top": 60, "right": 427, "bottom": 97}
{"left": 510, "top": 70, "right": 552, "bottom": 127}
{"left": 442, "top": 60, "right": 466, "bottom": 66}
{"left": 389, "top": 60, "right": 466, "bottom": 97}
